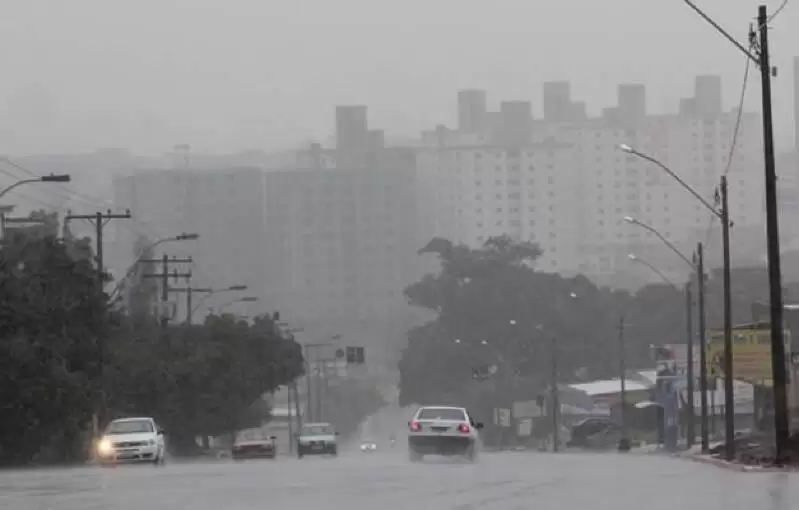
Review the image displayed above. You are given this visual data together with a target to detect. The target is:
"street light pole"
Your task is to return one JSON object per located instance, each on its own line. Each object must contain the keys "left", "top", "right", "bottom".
{"left": 685, "top": 281, "right": 695, "bottom": 448}
{"left": 681, "top": 0, "right": 787, "bottom": 465}
{"left": 550, "top": 336, "right": 559, "bottom": 452}
{"left": 620, "top": 144, "right": 735, "bottom": 459}
{"left": 0, "top": 174, "right": 71, "bottom": 200}
{"left": 720, "top": 175, "right": 735, "bottom": 462}
{"left": 696, "top": 242, "right": 710, "bottom": 452}
{"left": 618, "top": 315, "right": 630, "bottom": 451}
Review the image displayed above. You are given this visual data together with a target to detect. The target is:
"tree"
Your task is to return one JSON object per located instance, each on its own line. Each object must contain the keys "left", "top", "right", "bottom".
{"left": 105, "top": 312, "right": 304, "bottom": 454}
{"left": 398, "top": 236, "right": 690, "bottom": 416}
{"left": 0, "top": 231, "right": 109, "bottom": 465}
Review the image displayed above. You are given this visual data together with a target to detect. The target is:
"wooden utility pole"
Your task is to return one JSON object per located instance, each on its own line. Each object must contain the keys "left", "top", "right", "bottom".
{"left": 141, "top": 254, "right": 192, "bottom": 330}
{"left": 64, "top": 209, "right": 131, "bottom": 435}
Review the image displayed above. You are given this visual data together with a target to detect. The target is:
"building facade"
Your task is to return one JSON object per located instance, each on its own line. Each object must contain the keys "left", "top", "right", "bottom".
{"left": 416, "top": 77, "right": 765, "bottom": 289}
{"left": 112, "top": 167, "right": 268, "bottom": 320}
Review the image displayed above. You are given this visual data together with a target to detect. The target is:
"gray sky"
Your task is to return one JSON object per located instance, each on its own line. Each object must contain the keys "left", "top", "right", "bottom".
{"left": 1, "top": 0, "right": 797, "bottom": 155}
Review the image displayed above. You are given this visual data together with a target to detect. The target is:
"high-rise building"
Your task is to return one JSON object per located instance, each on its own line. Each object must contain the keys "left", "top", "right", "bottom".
{"left": 543, "top": 81, "right": 573, "bottom": 123}
{"left": 335, "top": 105, "right": 369, "bottom": 151}
{"left": 457, "top": 89, "right": 487, "bottom": 132}
{"left": 416, "top": 80, "right": 764, "bottom": 289}
{"left": 694, "top": 75, "right": 723, "bottom": 117}
{"left": 111, "top": 167, "right": 267, "bottom": 319}
{"left": 263, "top": 109, "right": 431, "bottom": 367}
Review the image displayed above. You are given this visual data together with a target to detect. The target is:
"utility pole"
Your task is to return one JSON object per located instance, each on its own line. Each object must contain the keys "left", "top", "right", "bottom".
{"left": 141, "top": 254, "right": 192, "bottom": 330}
{"left": 304, "top": 345, "right": 314, "bottom": 421}
{"left": 757, "top": 5, "right": 789, "bottom": 464}
{"left": 696, "top": 242, "right": 710, "bottom": 452}
{"left": 720, "top": 175, "right": 735, "bottom": 461}
{"left": 550, "top": 336, "right": 559, "bottom": 452}
{"left": 64, "top": 209, "right": 131, "bottom": 435}
{"left": 685, "top": 282, "right": 695, "bottom": 448}
{"left": 64, "top": 209, "right": 132, "bottom": 289}
{"left": 618, "top": 316, "right": 630, "bottom": 451}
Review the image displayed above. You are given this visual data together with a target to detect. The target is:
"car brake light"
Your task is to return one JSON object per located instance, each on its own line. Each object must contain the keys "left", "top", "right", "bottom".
{"left": 410, "top": 421, "right": 421, "bottom": 432}
{"left": 458, "top": 423, "right": 470, "bottom": 433}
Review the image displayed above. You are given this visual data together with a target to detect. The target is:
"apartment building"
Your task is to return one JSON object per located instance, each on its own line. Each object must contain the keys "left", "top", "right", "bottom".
{"left": 111, "top": 167, "right": 268, "bottom": 319}
{"left": 417, "top": 76, "right": 764, "bottom": 289}
{"left": 263, "top": 107, "right": 431, "bottom": 368}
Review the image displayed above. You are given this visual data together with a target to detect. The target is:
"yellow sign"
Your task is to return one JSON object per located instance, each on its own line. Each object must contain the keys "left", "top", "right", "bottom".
{"left": 706, "top": 326, "right": 792, "bottom": 384}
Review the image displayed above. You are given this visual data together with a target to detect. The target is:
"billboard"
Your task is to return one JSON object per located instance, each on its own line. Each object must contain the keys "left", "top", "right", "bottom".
{"left": 706, "top": 324, "right": 792, "bottom": 384}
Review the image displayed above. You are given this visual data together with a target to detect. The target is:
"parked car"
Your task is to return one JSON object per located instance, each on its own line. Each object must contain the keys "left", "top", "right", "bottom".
{"left": 567, "top": 418, "right": 622, "bottom": 449}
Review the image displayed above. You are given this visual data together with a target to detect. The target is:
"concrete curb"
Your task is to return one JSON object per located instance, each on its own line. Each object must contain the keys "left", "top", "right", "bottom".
{"left": 673, "top": 451, "right": 798, "bottom": 473}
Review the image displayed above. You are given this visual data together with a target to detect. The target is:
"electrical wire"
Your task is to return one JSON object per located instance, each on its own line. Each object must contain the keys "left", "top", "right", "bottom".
{"left": 701, "top": 48, "right": 752, "bottom": 250}
{"left": 0, "top": 157, "right": 158, "bottom": 238}
{"left": 765, "top": 0, "right": 789, "bottom": 25}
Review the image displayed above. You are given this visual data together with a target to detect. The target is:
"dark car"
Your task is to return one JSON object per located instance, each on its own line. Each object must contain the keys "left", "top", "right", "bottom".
{"left": 231, "top": 431, "right": 277, "bottom": 460}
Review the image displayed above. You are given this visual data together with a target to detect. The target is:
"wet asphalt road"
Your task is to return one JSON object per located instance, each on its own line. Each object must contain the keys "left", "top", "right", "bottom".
{"left": 1, "top": 450, "right": 797, "bottom": 510}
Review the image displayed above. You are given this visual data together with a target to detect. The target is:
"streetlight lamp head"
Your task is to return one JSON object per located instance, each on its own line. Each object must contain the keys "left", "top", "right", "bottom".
{"left": 480, "top": 340, "right": 488, "bottom": 345}
{"left": 177, "top": 232, "right": 200, "bottom": 241}
{"left": 453, "top": 339, "right": 461, "bottom": 344}
{"left": 228, "top": 285, "right": 247, "bottom": 291}
{"left": 240, "top": 297, "right": 258, "bottom": 303}
{"left": 569, "top": 292, "right": 578, "bottom": 299}
{"left": 40, "top": 173, "right": 71, "bottom": 183}
{"left": 623, "top": 216, "right": 635, "bottom": 223}
{"left": 509, "top": 319, "right": 517, "bottom": 325}
{"left": 618, "top": 143, "right": 633, "bottom": 153}
{"left": 628, "top": 253, "right": 637, "bottom": 261}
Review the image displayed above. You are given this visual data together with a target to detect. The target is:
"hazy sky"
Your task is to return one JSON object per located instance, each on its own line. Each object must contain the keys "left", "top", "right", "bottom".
{"left": 1, "top": 0, "right": 798, "bottom": 155}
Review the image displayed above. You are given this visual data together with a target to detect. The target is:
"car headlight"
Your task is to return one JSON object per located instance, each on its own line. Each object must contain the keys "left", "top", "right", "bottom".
{"left": 97, "top": 439, "right": 113, "bottom": 456}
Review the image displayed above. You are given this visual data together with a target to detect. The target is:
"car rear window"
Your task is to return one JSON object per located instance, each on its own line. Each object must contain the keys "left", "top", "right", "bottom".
{"left": 417, "top": 408, "right": 466, "bottom": 421}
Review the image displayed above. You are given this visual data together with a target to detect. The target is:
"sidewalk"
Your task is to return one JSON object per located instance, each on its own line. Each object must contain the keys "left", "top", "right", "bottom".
{"left": 672, "top": 446, "right": 799, "bottom": 473}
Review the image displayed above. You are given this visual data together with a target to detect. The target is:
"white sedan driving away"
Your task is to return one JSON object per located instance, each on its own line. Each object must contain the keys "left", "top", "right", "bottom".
{"left": 407, "top": 406, "right": 483, "bottom": 462}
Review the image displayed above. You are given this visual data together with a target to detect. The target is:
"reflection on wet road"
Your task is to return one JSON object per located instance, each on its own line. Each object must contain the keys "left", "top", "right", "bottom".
{"left": 1, "top": 451, "right": 796, "bottom": 510}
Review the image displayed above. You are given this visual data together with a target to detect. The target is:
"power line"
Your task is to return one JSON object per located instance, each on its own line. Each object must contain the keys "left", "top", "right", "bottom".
{"left": 0, "top": 157, "right": 159, "bottom": 238}
{"left": 701, "top": 40, "right": 753, "bottom": 250}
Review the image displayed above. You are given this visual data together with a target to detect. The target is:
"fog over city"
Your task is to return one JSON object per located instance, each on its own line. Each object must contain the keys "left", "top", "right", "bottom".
{"left": 1, "top": 0, "right": 799, "bottom": 154}
{"left": 3, "top": 1, "right": 799, "bottom": 509}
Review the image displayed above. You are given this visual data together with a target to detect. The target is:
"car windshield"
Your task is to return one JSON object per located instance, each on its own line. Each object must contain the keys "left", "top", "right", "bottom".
{"left": 105, "top": 420, "right": 153, "bottom": 435}
{"left": 417, "top": 408, "right": 467, "bottom": 421}
{"left": 302, "top": 424, "right": 334, "bottom": 435}
{"left": 236, "top": 430, "right": 271, "bottom": 442}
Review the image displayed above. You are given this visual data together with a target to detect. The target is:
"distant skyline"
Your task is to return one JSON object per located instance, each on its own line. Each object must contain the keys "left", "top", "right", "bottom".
{"left": 1, "top": 0, "right": 797, "bottom": 155}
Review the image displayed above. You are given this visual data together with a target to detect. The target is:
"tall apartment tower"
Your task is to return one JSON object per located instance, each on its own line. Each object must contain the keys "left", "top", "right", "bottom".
{"left": 457, "top": 89, "right": 487, "bottom": 132}
{"left": 543, "top": 81, "right": 572, "bottom": 122}
{"left": 617, "top": 83, "right": 647, "bottom": 123}
{"left": 335, "top": 105, "right": 368, "bottom": 151}
{"left": 694, "top": 75, "right": 722, "bottom": 117}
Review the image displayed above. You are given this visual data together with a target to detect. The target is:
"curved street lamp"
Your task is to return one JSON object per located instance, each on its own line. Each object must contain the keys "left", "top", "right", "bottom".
{"left": 623, "top": 216, "right": 693, "bottom": 270}
{"left": 187, "top": 284, "right": 248, "bottom": 324}
{"left": 619, "top": 142, "right": 730, "bottom": 454}
{"left": 108, "top": 232, "right": 200, "bottom": 303}
{"left": 0, "top": 174, "right": 71, "bottom": 200}
{"left": 627, "top": 253, "right": 677, "bottom": 288}
{"left": 218, "top": 296, "right": 258, "bottom": 314}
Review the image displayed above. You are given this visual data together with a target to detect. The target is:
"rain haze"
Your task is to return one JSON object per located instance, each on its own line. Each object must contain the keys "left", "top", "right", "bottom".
{"left": 2, "top": 1, "right": 799, "bottom": 509}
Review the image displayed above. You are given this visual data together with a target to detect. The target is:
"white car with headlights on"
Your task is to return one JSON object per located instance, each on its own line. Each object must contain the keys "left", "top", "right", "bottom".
{"left": 96, "top": 417, "right": 166, "bottom": 465}
{"left": 407, "top": 406, "right": 483, "bottom": 462}
{"left": 359, "top": 440, "right": 377, "bottom": 453}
